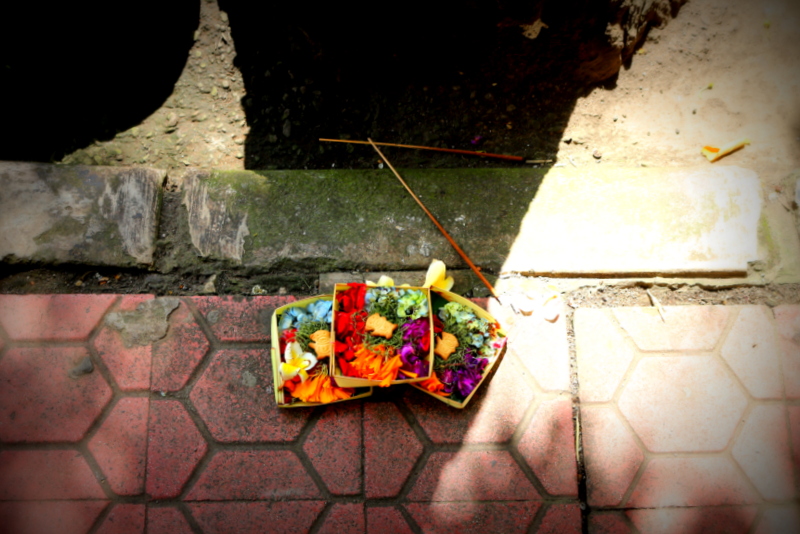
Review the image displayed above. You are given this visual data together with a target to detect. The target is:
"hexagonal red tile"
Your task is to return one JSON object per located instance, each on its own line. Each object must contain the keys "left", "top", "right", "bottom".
{"left": 589, "top": 511, "right": 633, "bottom": 534}
{"left": 775, "top": 304, "right": 800, "bottom": 341}
{"left": 93, "top": 326, "right": 151, "bottom": 391}
{"left": 189, "top": 502, "right": 326, "bottom": 534}
{"left": 613, "top": 306, "right": 729, "bottom": 352}
{"left": 721, "top": 306, "right": 782, "bottom": 399}
{"left": 790, "top": 406, "right": 800, "bottom": 492}
{"left": 732, "top": 405, "right": 794, "bottom": 500}
{"left": 303, "top": 403, "right": 362, "bottom": 495}
{"left": 627, "top": 457, "right": 759, "bottom": 507}
{"left": 752, "top": 505, "right": 800, "bottom": 534}
{"left": 618, "top": 356, "right": 747, "bottom": 452}
{"left": 192, "top": 295, "right": 296, "bottom": 342}
{"left": 367, "top": 507, "right": 414, "bottom": 534}
{"left": 509, "top": 305, "right": 571, "bottom": 392}
{"left": 517, "top": 397, "right": 578, "bottom": 497}
{"left": 404, "top": 351, "right": 535, "bottom": 444}
{"left": 146, "top": 400, "right": 207, "bottom": 499}
{"left": 364, "top": 402, "right": 423, "bottom": 498}
{"left": 0, "top": 450, "right": 105, "bottom": 499}
{"left": 0, "top": 294, "right": 116, "bottom": 341}
{"left": 318, "top": 503, "right": 364, "bottom": 534}
{"left": 408, "top": 450, "right": 539, "bottom": 501}
{"left": 581, "top": 406, "right": 644, "bottom": 507}
{"left": 191, "top": 349, "right": 311, "bottom": 442}
{"left": 779, "top": 335, "right": 800, "bottom": 399}
{"left": 0, "top": 501, "right": 107, "bottom": 534}
{"left": 627, "top": 506, "right": 757, "bottom": 533}
{"left": 0, "top": 347, "right": 112, "bottom": 442}
{"left": 537, "top": 504, "right": 581, "bottom": 534}
{"left": 574, "top": 309, "right": 637, "bottom": 403}
{"left": 185, "top": 450, "right": 320, "bottom": 500}
{"left": 95, "top": 504, "right": 145, "bottom": 534}
{"left": 146, "top": 506, "right": 193, "bottom": 534}
{"left": 88, "top": 397, "right": 149, "bottom": 495}
{"left": 151, "top": 300, "right": 209, "bottom": 393}
{"left": 405, "top": 502, "right": 541, "bottom": 534}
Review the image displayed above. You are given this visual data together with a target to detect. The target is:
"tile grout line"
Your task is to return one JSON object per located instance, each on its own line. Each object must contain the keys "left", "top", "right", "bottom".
{"left": 566, "top": 305, "right": 590, "bottom": 534}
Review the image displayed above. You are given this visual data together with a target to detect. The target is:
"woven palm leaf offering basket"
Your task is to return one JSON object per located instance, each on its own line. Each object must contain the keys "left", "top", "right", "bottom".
{"left": 405, "top": 260, "right": 507, "bottom": 408}
{"left": 271, "top": 296, "right": 372, "bottom": 408}
{"left": 331, "top": 281, "right": 434, "bottom": 388}
{"left": 412, "top": 287, "right": 507, "bottom": 408}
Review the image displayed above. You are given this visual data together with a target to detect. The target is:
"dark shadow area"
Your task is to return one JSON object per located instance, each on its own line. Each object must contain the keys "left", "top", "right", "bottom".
{"left": 219, "top": 0, "right": 636, "bottom": 169}
{"left": 0, "top": 1, "right": 199, "bottom": 162}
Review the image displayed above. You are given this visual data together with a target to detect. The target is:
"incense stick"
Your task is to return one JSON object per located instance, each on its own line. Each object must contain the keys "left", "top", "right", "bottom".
{"left": 367, "top": 138, "right": 501, "bottom": 302}
{"left": 320, "top": 137, "right": 525, "bottom": 162}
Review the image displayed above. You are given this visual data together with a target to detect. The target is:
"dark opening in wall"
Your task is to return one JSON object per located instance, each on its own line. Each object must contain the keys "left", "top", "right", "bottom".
{"left": 219, "top": 0, "right": 611, "bottom": 169}
{"left": 0, "top": 1, "right": 681, "bottom": 169}
{"left": 0, "top": 1, "right": 199, "bottom": 162}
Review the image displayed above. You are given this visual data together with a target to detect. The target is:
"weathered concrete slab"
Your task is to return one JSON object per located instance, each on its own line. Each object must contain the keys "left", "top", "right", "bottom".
{"left": 503, "top": 166, "right": 762, "bottom": 275}
{"left": 0, "top": 162, "right": 163, "bottom": 266}
{"left": 179, "top": 168, "right": 545, "bottom": 272}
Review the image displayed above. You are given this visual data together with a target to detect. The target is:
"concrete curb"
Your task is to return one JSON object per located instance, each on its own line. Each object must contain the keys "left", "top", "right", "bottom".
{"left": 1, "top": 162, "right": 798, "bottom": 285}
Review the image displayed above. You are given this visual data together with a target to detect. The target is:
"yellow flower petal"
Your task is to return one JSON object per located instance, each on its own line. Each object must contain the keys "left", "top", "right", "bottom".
{"left": 377, "top": 275, "right": 395, "bottom": 286}
{"left": 423, "top": 259, "right": 454, "bottom": 290}
{"left": 281, "top": 342, "right": 318, "bottom": 384}
{"left": 367, "top": 275, "right": 396, "bottom": 287}
{"left": 436, "top": 275, "right": 454, "bottom": 291}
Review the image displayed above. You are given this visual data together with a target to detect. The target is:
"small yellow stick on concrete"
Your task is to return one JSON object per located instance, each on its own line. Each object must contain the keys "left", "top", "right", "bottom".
{"left": 646, "top": 289, "right": 667, "bottom": 323}
{"left": 701, "top": 138, "right": 750, "bottom": 162}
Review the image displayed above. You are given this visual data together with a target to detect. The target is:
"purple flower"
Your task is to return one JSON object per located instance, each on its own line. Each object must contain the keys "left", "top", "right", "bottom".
{"left": 402, "top": 318, "right": 429, "bottom": 342}
{"left": 400, "top": 343, "right": 428, "bottom": 377}
{"left": 454, "top": 366, "right": 483, "bottom": 397}
{"left": 437, "top": 350, "right": 489, "bottom": 398}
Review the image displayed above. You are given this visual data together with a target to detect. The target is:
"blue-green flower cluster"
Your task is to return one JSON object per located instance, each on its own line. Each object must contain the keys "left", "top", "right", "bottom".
{"left": 279, "top": 299, "right": 333, "bottom": 330}
{"left": 438, "top": 302, "right": 493, "bottom": 358}
{"left": 365, "top": 287, "right": 428, "bottom": 322}
{"left": 397, "top": 289, "right": 428, "bottom": 320}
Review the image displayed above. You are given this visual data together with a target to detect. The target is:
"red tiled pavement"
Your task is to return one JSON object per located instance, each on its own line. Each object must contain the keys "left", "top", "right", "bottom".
{"left": 405, "top": 502, "right": 543, "bottom": 533}
{"left": 776, "top": 304, "right": 800, "bottom": 399}
{"left": 0, "top": 450, "right": 106, "bottom": 499}
{"left": 188, "top": 501, "right": 326, "bottom": 534}
{"left": 0, "top": 346, "right": 112, "bottom": 442}
{"left": 0, "top": 294, "right": 116, "bottom": 341}
{"left": 588, "top": 511, "right": 632, "bottom": 534}
{"left": 0, "top": 294, "right": 576, "bottom": 533}
{"left": 626, "top": 506, "right": 758, "bottom": 534}
{"left": 403, "top": 350, "right": 537, "bottom": 444}
{"left": 366, "top": 506, "right": 414, "bottom": 534}
{"left": 93, "top": 325, "right": 152, "bottom": 391}
{"left": 151, "top": 300, "right": 209, "bottom": 392}
{"left": 407, "top": 450, "right": 538, "bottom": 501}
{"left": 95, "top": 504, "right": 145, "bottom": 534}
{"left": 364, "top": 402, "right": 423, "bottom": 499}
{"left": 191, "top": 348, "right": 312, "bottom": 442}
{"left": 145, "top": 399, "right": 207, "bottom": 499}
{"left": 0, "top": 501, "right": 107, "bottom": 534}
{"left": 318, "top": 503, "right": 365, "bottom": 534}
{"left": 518, "top": 396, "right": 578, "bottom": 497}
{"left": 88, "top": 397, "right": 149, "bottom": 495}
{"left": 192, "top": 295, "right": 296, "bottom": 342}
{"left": 185, "top": 450, "right": 321, "bottom": 500}
{"left": 146, "top": 506, "right": 194, "bottom": 534}
{"left": 577, "top": 304, "right": 800, "bottom": 534}
{"left": 538, "top": 503, "right": 582, "bottom": 534}
{"left": 303, "top": 402, "right": 362, "bottom": 495}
